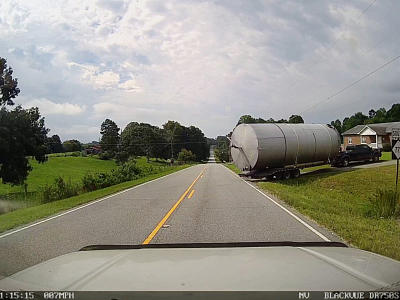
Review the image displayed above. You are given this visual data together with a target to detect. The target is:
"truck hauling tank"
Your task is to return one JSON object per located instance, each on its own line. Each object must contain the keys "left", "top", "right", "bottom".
{"left": 230, "top": 123, "right": 341, "bottom": 179}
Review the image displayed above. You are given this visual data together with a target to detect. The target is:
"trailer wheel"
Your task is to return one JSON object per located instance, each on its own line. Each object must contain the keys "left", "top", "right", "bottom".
{"left": 342, "top": 158, "right": 349, "bottom": 167}
{"left": 274, "top": 172, "right": 283, "bottom": 180}
{"left": 283, "top": 171, "right": 291, "bottom": 180}
{"left": 291, "top": 169, "right": 300, "bottom": 178}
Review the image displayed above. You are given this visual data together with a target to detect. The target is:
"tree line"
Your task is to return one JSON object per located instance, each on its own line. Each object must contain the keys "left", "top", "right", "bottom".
{"left": 330, "top": 104, "right": 400, "bottom": 134}
{"left": 100, "top": 119, "right": 209, "bottom": 163}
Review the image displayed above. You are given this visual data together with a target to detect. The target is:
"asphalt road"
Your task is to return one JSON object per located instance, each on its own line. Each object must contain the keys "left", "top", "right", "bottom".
{"left": 0, "top": 163, "right": 338, "bottom": 278}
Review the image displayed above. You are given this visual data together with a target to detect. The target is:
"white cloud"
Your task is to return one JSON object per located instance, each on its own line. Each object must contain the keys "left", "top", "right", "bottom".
{"left": 1, "top": 0, "right": 399, "bottom": 142}
{"left": 25, "top": 98, "right": 86, "bottom": 115}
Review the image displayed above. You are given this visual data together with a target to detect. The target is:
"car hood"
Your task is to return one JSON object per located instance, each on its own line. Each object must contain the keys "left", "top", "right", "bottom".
{"left": 1, "top": 245, "right": 399, "bottom": 291}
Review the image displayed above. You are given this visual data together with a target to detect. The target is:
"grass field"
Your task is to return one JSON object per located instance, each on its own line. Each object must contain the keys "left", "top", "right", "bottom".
{"left": 223, "top": 162, "right": 400, "bottom": 260}
{"left": 0, "top": 156, "right": 181, "bottom": 215}
{"left": 0, "top": 156, "right": 117, "bottom": 195}
{"left": 258, "top": 166, "right": 400, "bottom": 260}
{"left": 381, "top": 151, "right": 393, "bottom": 161}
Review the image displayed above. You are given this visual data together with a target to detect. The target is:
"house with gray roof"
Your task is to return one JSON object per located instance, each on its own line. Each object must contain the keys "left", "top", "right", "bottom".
{"left": 342, "top": 122, "right": 400, "bottom": 150}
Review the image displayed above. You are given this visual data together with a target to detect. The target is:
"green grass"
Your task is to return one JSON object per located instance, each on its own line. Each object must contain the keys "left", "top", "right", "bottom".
{"left": 256, "top": 165, "right": 400, "bottom": 261}
{"left": 0, "top": 156, "right": 117, "bottom": 195}
{"left": 381, "top": 152, "right": 393, "bottom": 161}
{"left": 0, "top": 164, "right": 191, "bottom": 233}
{"left": 223, "top": 163, "right": 240, "bottom": 174}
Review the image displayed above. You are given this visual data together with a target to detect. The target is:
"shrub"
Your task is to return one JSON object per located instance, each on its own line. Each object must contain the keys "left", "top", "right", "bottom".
{"left": 382, "top": 144, "right": 392, "bottom": 152}
{"left": 41, "top": 176, "right": 79, "bottom": 203}
{"left": 177, "top": 149, "right": 196, "bottom": 163}
{"left": 82, "top": 159, "right": 141, "bottom": 192}
{"left": 99, "top": 151, "right": 114, "bottom": 160}
{"left": 367, "top": 189, "right": 399, "bottom": 218}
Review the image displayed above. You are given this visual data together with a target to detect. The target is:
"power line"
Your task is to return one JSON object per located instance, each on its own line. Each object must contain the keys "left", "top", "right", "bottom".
{"left": 302, "top": 54, "right": 400, "bottom": 114}
{"left": 358, "top": 0, "right": 377, "bottom": 17}
{"left": 282, "top": 0, "right": 380, "bottom": 113}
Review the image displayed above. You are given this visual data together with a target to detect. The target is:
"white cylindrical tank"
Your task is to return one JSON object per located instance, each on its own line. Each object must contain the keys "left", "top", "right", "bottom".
{"left": 230, "top": 123, "right": 341, "bottom": 171}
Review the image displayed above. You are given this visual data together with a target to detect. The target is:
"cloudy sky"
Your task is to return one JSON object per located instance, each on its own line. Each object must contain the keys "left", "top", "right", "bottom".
{"left": 1, "top": 0, "right": 399, "bottom": 142}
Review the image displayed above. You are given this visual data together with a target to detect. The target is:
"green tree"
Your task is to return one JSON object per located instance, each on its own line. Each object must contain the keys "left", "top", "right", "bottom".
{"left": 121, "top": 122, "right": 169, "bottom": 161}
{"left": 386, "top": 104, "right": 400, "bottom": 122}
{"left": 100, "top": 119, "right": 120, "bottom": 158}
{"left": 330, "top": 119, "right": 342, "bottom": 134}
{"left": 214, "top": 136, "right": 230, "bottom": 162}
{"left": 0, "top": 106, "right": 48, "bottom": 185}
{"left": 237, "top": 115, "right": 257, "bottom": 125}
{"left": 163, "top": 120, "right": 185, "bottom": 159}
{"left": 62, "top": 140, "right": 81, "bottom": 152}
{"left": 45, "top": 135, "right": 63, "bottom": 154}
{"left": 182, "top": 126, "right": 209, "bottom": 162}
{"left": 342, "top": 112, "right": 368, "bottom": 132}
{"left": 0, "top": 58, "right": 20, "bottom": 106}
{"left": 177, "top": 148, "right": 196, "bottom": 162}
{"left": 288, "top": 115, "right": 304, "bottom": 123}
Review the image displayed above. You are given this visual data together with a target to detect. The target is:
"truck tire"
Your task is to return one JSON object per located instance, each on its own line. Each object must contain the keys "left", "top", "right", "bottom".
{"left": 291, "top": 169, "right": 300, "bottom": 178}
{"left": 283, "top": 171, "right": 291, "bottom": 180}
{"left": 274, "top": 172, "right": 283, "bottom": 180}
{"left": 343, "top": 158, "right": 349, "bottom": 167}
{"left": 373, "top": 156, "right": 379, "bottom": 162}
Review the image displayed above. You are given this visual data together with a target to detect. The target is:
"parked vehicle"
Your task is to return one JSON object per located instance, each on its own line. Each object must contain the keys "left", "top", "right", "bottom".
{"left": 230, "top": 123, "right": 341, "bottom": 179}
{"left": 331, "top": 144, "right": 382, "bottom": 167}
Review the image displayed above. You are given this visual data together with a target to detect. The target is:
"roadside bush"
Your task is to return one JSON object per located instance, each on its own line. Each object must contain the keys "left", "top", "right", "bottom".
{"left": 82, "top": 159, "right": 141, "bottom": 192}
{"left": 177, "top": 149, "right": 196, "bottom": 163}
{"left": 115, "top": 151, "right": 130, "bottom": 165}
{"left": 367, "top": 189, "right": 399, "bottom": 218}
{"left": 382, "top": 144, "right": 392, "bottom": 152}
{"left": 41, "top": 176, "right": 79, "bottom": 203}
{"left": 99, "top": 151, "right": 114, "bottom": 160}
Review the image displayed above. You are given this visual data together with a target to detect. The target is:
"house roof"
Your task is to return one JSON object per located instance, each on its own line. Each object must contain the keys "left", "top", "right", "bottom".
{"left": 342, "top": 125, "right": 365, "bottom": 135}
{"left": 342, "top": 122, "right": 400, "bottom": 136}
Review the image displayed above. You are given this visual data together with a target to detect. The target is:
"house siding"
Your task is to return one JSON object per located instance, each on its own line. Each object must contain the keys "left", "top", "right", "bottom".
{"left": 343, "top": 135, "right": 360, "bottom": 149}
{"left": 343, "top": 133, "right": 391, "bottom": 149}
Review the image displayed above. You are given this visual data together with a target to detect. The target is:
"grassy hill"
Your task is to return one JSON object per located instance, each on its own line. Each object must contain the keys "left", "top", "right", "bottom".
{"left": 0, "top": 156, "right": 117, "bottom": 195}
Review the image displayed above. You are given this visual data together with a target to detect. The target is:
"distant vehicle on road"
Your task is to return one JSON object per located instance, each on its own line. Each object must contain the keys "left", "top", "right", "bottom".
{"left": 331, "top": 144, "right": 382, "bottom": 167}
{"left": 230, "top": 123, "right": 341, "bottom": 179}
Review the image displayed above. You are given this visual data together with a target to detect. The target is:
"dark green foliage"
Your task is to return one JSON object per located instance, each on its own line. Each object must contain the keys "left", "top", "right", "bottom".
{"left": 0, "top": 106, "right": 49, "bottom": 185}
{"left": 214, "top": 136, "right": 230, "bottom": 162}
{"left": 288, "top": 115, "right": 304, "bottom": 123}
{"left": 367, "top": 189, "right": 399, "bottom": 219}
{"left": 45, "top": 135, "right": 63, "bottom": 154}
{"left": 121, "top": 122, "right": 169, "bottom": 161}
{"left": 41, "top": 177, "right": 79, "bottom": 203}
{"left": 330, "top": 119, "right": 343, "bottom": 134}
{"left": 82, "top": 159, "right": 147, "bottom": 192}
{"left": 115, "top": 150, "right": 130, "bottom": 164}
{"left": 100, "top": 119, "right": 120, "bottom": 158}
{"left": 181, "top": 126, "right": 209, "bottom": 162}
{"left": 331, "top": 103, "right": 400, "bottom": 133}
{"left": 177, "top": 149, "right": 196, "bottom": 162}
{"left": 236, "top": 114, "right": 305, "bottom": 125}
{"left": 120, "top": 120, "right": 208, "bottom": 162}
{"left": 62, "top": 139, "right": 81, "bottom": 152}
{"left": 98, "top": 151, "right": 114, "bottom": 160}
{"left": 0, "top": 57, "right": 20, "bottom": 106}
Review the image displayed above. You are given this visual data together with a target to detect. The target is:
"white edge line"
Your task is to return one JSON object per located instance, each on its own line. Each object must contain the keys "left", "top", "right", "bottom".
{"left": 0, "top": 165, "right": 196, "bottom": 239}
{"left": 223, "top": 165, "right": 331, "bottom": 242}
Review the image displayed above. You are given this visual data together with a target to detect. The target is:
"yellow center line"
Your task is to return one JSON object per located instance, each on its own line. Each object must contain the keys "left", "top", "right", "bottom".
{"left": 188, "top": 189, "right": 195, "bottom": 199}
{"left": 142, "top": 168, "right": 205, "bottom": 244}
